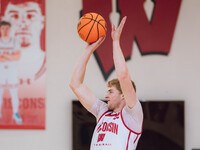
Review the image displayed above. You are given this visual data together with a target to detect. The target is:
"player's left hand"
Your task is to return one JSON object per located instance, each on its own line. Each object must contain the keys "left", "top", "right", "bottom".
{"left": 111, "top": 16, "right": 127, "bottom": 41}
{"left": 0, "top": 55, "right": 6, "bottom": 62}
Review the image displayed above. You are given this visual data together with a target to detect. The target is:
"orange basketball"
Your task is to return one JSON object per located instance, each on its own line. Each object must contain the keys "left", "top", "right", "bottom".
{"left": 77, "top": 12, "right": 107, "bottom": 43}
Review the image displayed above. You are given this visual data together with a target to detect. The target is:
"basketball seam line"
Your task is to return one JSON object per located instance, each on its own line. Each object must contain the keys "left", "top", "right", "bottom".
{"left": 78, "top": 13, "right": 94, "bottom": 33}
{"left": 78, "top": 19, "right": 93, "bottom": 33}
{"left": 81, "top": 17, "right": 101, "bottom": 22}
{"left": 85, "top": 14, "right": 99, "bottom": 42}
{"left": 97, "top": 21, "right": 100, "bottom": 41}
{"left": 81, "top": 18, "right": 107, "bottom": 32}
{"left": 97, "top": 20, "right": 107, "bottom": 33}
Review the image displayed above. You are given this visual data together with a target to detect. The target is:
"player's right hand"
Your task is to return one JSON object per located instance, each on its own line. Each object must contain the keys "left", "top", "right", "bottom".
{"left": 85, "top": 36, "right": 105, "bottom": 53}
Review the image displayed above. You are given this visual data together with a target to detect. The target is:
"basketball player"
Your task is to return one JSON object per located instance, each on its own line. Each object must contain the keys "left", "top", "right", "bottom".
{"left": 0, "top": 21, "right": 22, "bottom": 124}
{"left": 70, "top": 16, "right": 143, "bottom": 149}
{"left": 1, "top": 0, "right": 46, "bottom": 83}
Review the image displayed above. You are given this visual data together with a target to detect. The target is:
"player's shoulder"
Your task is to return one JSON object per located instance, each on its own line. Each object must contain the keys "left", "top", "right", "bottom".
{"left": 123, "top": 98, "right": 142, "bottom": 112}
{"left": 121, "top": 100, "right": 143, "bottom": 133}
{"left": 122, "top": 99, "right": 143, "bottom": 123}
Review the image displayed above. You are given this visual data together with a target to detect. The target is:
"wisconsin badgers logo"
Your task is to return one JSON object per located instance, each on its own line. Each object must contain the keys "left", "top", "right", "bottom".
{"left": 97, "top": 122, "right": 118, "bottom": 135}
{"left": 81, "top": 0, "right": 182, "bottom": 80}
{"left": 97, "top": 133, "right": 106, "bottom": 142}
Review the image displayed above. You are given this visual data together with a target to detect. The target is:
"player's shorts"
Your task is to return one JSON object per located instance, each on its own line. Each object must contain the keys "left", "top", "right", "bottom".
{"left": 0, "top": 63, "right": 19, "bottom": 87}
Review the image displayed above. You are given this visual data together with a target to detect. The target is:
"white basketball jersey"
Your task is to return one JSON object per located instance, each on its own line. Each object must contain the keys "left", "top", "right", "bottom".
{"left": 90, "top": 110, "right": 142, "bottom": 150}
{"left": 0, "top": 38, "right": 20, "bottom": 85}
{"left": 0, "top": 37, "right": 20, "bottom": 65}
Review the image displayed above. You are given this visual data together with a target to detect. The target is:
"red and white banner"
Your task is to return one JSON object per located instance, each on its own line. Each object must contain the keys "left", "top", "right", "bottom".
{"left": 0, "top": 0, "right": 46, "bottom": 129}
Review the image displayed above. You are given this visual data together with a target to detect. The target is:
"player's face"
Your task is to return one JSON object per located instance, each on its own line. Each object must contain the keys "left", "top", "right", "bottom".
{"left": 3, "top": 2, "right": 44, "bottom": 47}
{"left": 0, "top": 25, "right": 11, "bottom": 37}
{"left": 105, "top": 86, "right": 124, "bottom": 111}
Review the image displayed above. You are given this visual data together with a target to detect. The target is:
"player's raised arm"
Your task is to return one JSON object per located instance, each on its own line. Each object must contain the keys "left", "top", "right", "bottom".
{"left": 111, "top": 16, "right": 137, "bottom": 108}
{"left": 69, "top": 37, "right": 105, "bottom": 111}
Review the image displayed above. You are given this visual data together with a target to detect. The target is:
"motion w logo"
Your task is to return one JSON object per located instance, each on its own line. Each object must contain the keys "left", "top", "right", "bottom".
{"left": 97, "top": 133, "right": 106, "bottom": 142}
{"left": 81, "top": 0, "right": 182, "bottom": 80}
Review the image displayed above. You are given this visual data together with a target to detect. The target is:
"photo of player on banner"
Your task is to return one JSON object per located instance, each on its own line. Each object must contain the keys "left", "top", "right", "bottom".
{"left": 0, "top": 0, "right": 46, "bottom": 129}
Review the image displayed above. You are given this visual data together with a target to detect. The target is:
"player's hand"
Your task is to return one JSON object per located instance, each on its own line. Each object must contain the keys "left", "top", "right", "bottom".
{"left": 85, "top": 36, "right": 105, "bottom": 53}
{"left": 0, "top": 55, "right": 6, "bottom": 62}
{"left": 2, "top": 53, "right": 11, "bottom": 60}
{"left": 111, "top": 16, "right": 127, "bottom": 41}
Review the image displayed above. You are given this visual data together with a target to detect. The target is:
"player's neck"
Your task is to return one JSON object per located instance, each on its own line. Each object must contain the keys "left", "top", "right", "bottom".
{"left": 21, "top": 44, "right": 42, "bottom": 51}
{"left": 113, "top": 106, "right": 123, "bottom": 113}
{"left": 2, "top": 35, "right": 11, "bottom": 41}
{"left": 113, "top": 102, "right": 126, "bottom": 113}
{"left": 113, "top": 108, "right": 122, "bottom": 113}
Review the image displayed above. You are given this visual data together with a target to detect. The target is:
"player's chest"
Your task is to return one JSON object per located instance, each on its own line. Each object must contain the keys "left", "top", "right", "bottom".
{"left": 0, "top": 41, "right": 15, "bottom": 53}
{"left": 95, "top": 112, "right": 128, "bottom": 136}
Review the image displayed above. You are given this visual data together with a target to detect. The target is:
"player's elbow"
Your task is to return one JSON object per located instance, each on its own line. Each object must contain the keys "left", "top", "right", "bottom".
{"left": 69, "top": 80, "right": 80, "bottom": 92}
{"left": 69, "top": 81, "right": 76, "bottom": 91}
{"left": 118, "top": 69, "right": 129, "bottom": 80}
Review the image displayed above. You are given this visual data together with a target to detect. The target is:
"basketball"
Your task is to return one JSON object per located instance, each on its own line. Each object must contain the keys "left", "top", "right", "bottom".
{"left": 77, "top": 12, "right": 107, "bottom": 43}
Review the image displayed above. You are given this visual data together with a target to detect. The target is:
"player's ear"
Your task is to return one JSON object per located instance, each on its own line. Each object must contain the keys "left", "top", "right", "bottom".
{"left": 41, "top": 16, "right": 45, "bottom": 23}
{"left": 39, "top": 16, "right": 45, "bottom": 29}
{"left": 121, "top": 94, "right": 125, "bottom": 100}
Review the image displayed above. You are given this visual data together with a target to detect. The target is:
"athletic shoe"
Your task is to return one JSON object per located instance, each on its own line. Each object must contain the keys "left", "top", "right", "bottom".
{"left": 13, "top": 112, "right": 22, "bottom": 124}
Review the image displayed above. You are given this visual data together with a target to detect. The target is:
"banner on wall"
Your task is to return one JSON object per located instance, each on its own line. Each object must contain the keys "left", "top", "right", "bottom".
{"left": 0, "top": 0, "right": 46, "bottom": 129}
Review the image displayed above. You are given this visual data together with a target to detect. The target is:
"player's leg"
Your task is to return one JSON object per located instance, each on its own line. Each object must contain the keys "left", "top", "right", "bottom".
{"left": 0, "top": 88, "right": 4, "bottom": 118}
{"left": 9, "top": 87, "right": 22, "bottom": 124}
{"left": 0, "top": 68, "right": 6, "bottom": 119}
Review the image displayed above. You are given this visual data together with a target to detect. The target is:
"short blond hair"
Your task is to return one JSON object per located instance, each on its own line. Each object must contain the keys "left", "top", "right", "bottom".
{"left": 107, "top": 78, "right": 136, "bottom": 93}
